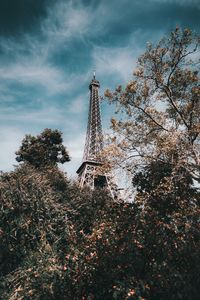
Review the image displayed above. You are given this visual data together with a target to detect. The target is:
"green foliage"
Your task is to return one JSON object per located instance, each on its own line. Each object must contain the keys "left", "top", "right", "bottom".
{"left": 65, "top": 196, "right": 200, "bottom": 300}
{"left": 0, "top": 163, "right": 199, "bottom": 299}
{"left": 132, "top": 160, "right": 172, "bottom": 193}
{"left": 1, "top": 28, "right": 200, "bottom": 299}
{"left": 0, "top": 164, "right": 76, "bottom": 299}
{"left": 16, "top": 128, "right": 70, "bottom": 168}
{"left": 66, "top": 187, "right": 113, "bottom": 234}
{"left": 1, "top": 245, "right": 65, "bottom": 300}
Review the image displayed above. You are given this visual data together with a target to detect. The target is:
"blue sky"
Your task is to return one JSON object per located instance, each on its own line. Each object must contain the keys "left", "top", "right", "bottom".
{"left": 0, "top": 0, "right": 199, "bottom": 177}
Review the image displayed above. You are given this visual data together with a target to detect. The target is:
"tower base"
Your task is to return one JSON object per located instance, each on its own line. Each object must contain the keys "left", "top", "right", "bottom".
{"left": 77, "top": 161, "right": 118, "bottom": 199}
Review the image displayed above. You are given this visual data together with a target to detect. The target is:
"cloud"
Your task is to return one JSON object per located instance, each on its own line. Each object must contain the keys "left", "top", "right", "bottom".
{"left": 92, "top": 46, "right": 137, "bottom": 82}
{"left": 0, "top": 62, "right": 70, "bottom": 95}
{"left": 60, "top": 132, "right": 86, "bottom": 178}
{"left": 152, "top": 0, "right": 200, "bottom": 7}
{"left": 42, "top": 1, "right": 90, "bottom": 39}
{"left": 68, "top": 93, "right": 89, "bottom": 114}
{"left": 0, "top": 0, "right": 93, "bottom": 100}
{"left": 0, "top": 106, "right": 64, "bottom": 124}
{"left": 0, "top": 127, "right": 24, "bottom": 171}
{"left": 0, "top": 0, "right": 199, "bottom": 178}
{"left": 91, "top": 30, "right": 147, "bottom": 84}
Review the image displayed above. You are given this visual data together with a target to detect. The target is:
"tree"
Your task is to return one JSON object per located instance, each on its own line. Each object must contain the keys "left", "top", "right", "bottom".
{"left": 105, "top": 27, "right": 200, "bottom": 187}
{"left": 16, "top": 128, "right": 70, "bottom": 168}
{"left": 98, "top": 26, "right": 200, "bottom": 299}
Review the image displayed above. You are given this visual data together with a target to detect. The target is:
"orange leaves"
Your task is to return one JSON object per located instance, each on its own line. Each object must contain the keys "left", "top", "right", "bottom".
{"left": 142, "top": 81, "right": 150, "bottom": 99}
{"left": 85, "top": 251, "right": 98, "bottom": 261}
{"left": 133, "top": 68, "right": 144, "bottom": 77}
{"left": 127, "top": 289, "right": 135, "bottom": 296}
{"left": 133, "top": 239, "right": 144, "bottom": 249}
{"left": 191, "top": 86, "right": 200, "bottom": 97}
{"left": 111, "top": 117, "right": 118, "bottom": 129}
{"left": 126, "top": 81, "right": 138, "bottom": 94}
{"left": 104, "top": 89, "right": 113, "bottom": 99}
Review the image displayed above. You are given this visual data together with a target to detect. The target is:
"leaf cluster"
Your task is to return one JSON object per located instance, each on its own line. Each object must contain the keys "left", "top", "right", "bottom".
{"left": 0, "top": 162, "right": 199, "bottom": 299}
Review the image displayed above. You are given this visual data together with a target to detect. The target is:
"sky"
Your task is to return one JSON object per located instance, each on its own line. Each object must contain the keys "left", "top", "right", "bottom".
{"left": 0, "top": 0, "right": 199, "bottom": 178}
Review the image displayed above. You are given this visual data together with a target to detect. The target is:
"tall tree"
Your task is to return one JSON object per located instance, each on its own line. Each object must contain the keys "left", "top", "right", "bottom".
{"left": 105, "top": 28, "right": 200, "bottom": 188}
{"left": 16, "top": 128, "right": 70, "bottom": 168}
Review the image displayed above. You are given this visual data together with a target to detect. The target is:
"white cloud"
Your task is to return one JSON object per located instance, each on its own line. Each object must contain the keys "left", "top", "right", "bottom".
{"left": 68, "top": 93, "right": 89, "bottom": 114}
{"left": 0, "top": 127, "right": 24, "bottom": 172}
{"left": 0, "top": 0, "right": 93, "bottom": 99}
{"left": 92, "top": 46, "right": 137, "bottom": 81}
{"left": 0, "top": 62, "right": 70, "bottom": 95}
{"left": 43, "top": 1, "right": 90, "bottom": 39}
{"left": 60, "top": 133, "right": 86, "bottom": 178}
{"left": 0, "top": 106, "right": 65, "bottom": 124}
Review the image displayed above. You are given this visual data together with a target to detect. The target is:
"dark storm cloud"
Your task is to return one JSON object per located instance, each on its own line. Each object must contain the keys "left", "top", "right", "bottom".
{"left": 0, "top": 0, "right": 199, "bottom": 175}
{"left": 0, "top": 0, "right": 54, "bottom": 36}
{"left": 86, "top": 0, "right": 200, "bottom": 47}
{"left": 0, "top": 0, "right": 199, "bottom": 39}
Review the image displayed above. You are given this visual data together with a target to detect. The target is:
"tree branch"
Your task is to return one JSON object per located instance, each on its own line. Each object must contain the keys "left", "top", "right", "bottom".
{"left": 162, "top": 86, "right": 190, "bottom": 129}
{"left": 134, "top": 104, "right": 169, "bottom": 132}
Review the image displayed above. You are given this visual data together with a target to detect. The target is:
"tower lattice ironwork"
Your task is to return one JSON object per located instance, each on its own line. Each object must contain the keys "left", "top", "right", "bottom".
{"left": 77, "top": 74, "right": 117, "bottom": 197}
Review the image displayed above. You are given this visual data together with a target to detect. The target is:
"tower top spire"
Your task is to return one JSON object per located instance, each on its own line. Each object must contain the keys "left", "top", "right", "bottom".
{"left": 89, "top": 72, "right": 100, "bottom": 89}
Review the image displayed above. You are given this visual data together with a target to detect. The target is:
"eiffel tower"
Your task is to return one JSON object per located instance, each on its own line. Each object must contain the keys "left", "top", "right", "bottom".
{"left": 77, "top": 73, "right": 116, "bottom": 198}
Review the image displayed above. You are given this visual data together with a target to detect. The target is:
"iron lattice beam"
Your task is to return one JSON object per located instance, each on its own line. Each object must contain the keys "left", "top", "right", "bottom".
{"left": 83, "top": 77, "right": 103, "bottom": 161}
{"left": 77, "top": 75, "right": 117, "bottom": 198}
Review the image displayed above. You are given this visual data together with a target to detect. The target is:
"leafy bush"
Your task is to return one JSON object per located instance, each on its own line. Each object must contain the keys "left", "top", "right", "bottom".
{"left": 0, "top": 163, "right": 199, "bottom": 299}
{"left": 64, "top": 195, "right": 200, "bottom": 299}
{"left": 0, "top": 164, "right": 78, "bottom": 300}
